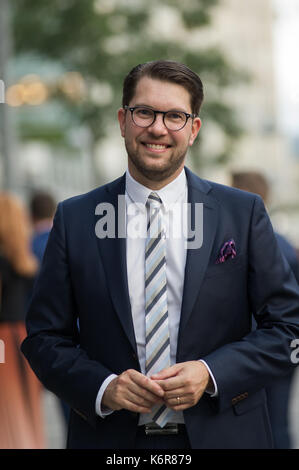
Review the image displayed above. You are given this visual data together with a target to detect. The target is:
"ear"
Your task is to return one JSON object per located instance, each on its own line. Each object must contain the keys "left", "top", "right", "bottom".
{"left": 188, "top": 117, "right": 202, "bottom": 146}
{"left": 118, "top": 108, "right": 126, "bottom": 137}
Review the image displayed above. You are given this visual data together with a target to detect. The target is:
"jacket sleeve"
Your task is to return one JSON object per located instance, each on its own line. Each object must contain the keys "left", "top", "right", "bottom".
{"left": 21, "top": 202, "right": 112, "bottom": 429}
{"left": 203, "top": 195, "right": 299, "bottom": 413}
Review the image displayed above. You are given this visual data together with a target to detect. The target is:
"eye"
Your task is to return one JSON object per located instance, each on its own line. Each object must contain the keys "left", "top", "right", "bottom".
{"left": 166, "top": 111, "right": 185, "bottom": 121}
{"left": 135, "top": 108, "right": 153, "bottom": 118}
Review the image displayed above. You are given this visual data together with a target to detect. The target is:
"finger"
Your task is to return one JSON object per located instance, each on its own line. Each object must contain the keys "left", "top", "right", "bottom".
{"left": 164, "top": 394, "right": 198, "bottom": 411}
{"left": 136, "top": 390, "right": 164, "bottom": 405}
{"left": 165, "top": 388, "right": 206, "bottom": 410}
{"left": 117, "top": 369, "right": 164, "bottom": 400}
{"left": 125, "top": 389, "right": 162, "bottom": 411}
{"left": 164, "top": 398, "right": 190, "bottom": 411}
{"left": 127, "top": 385, "right": 164, "bottom": 406}
{"left": 129, "top": 370, "right": 165, "bottom": 397}
{"left": 163, "top": 386, "right": 186, "bottom": 400}
{"left": 116, "top": 380, "right": 160, "bottom": 413}
{"left": 131, "top": 379, "right": 165, "bottom": 401}
{"left": 121, "top": 397, "right": 153, "bottom": 414}
{"left": 166, "top": 396, "right": 186, "bottom": 408}
{"left": 112, "top": 370, "right": 164, "bottom": 411}
{"left": 151, "top": 364, "right": 181, "bottom": 380}
{"left": 153, "top": 376, "right": 184, "bottom": 392}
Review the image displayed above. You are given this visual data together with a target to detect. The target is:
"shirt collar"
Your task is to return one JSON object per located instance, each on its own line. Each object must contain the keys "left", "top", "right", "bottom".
{"left": 125, "top": 168, "right": 187, "bottom": 212}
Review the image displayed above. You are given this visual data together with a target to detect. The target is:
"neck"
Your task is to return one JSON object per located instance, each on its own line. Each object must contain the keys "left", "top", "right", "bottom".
{"left": 128, "top": 164, "right": 184, "bottom": 190}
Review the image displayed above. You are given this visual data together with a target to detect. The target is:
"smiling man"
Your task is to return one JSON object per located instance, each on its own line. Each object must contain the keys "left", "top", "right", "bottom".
{"left": 21, "top": 60, "right": 299, "bottom": 449}
{"left": 118, "top": 75, "right": 201, "bottom": 188}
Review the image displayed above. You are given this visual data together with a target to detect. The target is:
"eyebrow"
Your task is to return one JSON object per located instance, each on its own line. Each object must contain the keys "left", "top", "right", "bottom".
{"left": 132, "top": 103, "right": 190, "bottom": 113}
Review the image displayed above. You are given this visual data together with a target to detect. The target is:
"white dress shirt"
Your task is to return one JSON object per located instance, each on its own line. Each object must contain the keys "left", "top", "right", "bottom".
{"left": 95, "top": 168, "right": 217, "bottom": 423}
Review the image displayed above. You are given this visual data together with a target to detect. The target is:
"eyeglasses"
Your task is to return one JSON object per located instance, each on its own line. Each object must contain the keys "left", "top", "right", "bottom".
{"left": 124, "top": 105, "right": 197, "bottom": 131}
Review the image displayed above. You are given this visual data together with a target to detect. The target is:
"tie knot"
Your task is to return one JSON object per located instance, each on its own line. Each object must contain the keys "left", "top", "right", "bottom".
{"left": 146, "top": 192, "right": 162, "bottom": 209}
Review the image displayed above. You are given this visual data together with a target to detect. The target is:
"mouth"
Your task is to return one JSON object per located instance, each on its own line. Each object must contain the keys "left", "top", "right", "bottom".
{"left": 142, "top": 142, "right": 171, "bottom": 153}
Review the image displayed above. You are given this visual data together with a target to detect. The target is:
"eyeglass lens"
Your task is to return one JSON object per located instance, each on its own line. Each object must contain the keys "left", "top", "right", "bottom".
{"left": 132, "top": 107, "right": 187, "bottom": 130}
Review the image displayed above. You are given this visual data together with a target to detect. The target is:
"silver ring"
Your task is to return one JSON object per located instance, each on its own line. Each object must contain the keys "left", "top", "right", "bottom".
{"left": 176, "top": 396, "right": 180, "bottom": 405}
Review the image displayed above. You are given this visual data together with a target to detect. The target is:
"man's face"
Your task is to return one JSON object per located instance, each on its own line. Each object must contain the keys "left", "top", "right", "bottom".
{"left": 118, "top": 76, "right": 201, "bottom": 188}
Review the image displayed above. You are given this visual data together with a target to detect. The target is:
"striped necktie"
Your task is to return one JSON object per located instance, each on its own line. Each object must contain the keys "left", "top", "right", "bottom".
{"left": 145, "top": 192, "right": 173, "bottom": 427}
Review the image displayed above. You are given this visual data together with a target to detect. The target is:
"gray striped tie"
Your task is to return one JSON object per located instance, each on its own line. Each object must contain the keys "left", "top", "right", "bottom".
{"left": 145, "top": 192, "right": 173, "bottom": 427}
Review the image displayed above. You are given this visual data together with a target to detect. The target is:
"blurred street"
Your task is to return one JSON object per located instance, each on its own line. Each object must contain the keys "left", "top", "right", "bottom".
{"left": 42, "top": 390, "right": 67, "bottom": 449}
{"left": 289, "top": 366, "right": 299, "bottom": 448}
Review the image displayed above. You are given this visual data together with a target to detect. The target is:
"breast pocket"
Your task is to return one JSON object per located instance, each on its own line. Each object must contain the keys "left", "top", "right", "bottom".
{"left": 204, "top": 254, "right": 246, "bottom": 279}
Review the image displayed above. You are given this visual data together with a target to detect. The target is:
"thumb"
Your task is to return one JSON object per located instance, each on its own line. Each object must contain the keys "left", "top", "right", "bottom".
{"left": 151, "top": 363, "right": 181, "bottom": 380}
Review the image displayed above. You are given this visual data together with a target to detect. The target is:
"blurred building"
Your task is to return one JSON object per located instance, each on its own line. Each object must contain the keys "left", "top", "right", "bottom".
{"left": 0, "top": 53, "right": 96, "bottom": 203}
{"left": 197, "top": 0, "right": 299, "bottom": 245}
{"left": 0, "top": 135, "right": 95, "bottom": 204}
{"left": 1, "top": 0, "right": 298, "bottom": 245}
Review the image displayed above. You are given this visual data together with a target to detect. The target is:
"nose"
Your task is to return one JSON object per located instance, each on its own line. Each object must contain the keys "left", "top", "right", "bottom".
{"left": 147, "top": 113, "right": 168, "bottom": 135}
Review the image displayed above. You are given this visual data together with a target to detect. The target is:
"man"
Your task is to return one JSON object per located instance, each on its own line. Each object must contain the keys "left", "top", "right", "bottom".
{"left": 231, "top": 171, "right": 299, "bottom": 449}
{"left": 21, "top": 60, "right": 299, "bottom": 449}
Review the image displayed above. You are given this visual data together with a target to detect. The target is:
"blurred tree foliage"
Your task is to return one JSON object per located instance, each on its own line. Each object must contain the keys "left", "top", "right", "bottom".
{"left": 12, "top": 0, "right": 245, "bottom": 170}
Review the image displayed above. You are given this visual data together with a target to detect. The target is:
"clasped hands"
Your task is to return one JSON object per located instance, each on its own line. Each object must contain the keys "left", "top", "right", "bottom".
{"left": 102, "top": 361, "right": 211, "bottom": 414}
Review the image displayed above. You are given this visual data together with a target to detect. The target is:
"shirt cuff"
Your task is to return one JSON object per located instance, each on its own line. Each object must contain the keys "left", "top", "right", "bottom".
{"left": 95, "top": 374, "right": 118, "bottom": 417}
{"left": 199, "top": 360, "right": 218, "bottom": 397}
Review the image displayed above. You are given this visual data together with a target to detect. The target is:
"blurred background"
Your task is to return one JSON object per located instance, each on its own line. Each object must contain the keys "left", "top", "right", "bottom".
{"left": 0, "top": 0, "right": 299, "bottom": 449}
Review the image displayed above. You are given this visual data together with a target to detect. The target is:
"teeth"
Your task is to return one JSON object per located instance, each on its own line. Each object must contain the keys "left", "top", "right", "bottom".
{"left": 146, "top": 144, "right": 167, "bottom": 149}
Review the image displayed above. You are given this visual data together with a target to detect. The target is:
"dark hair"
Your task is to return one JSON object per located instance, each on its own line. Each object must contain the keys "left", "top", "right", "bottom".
{"left": 122, "top": 60, "right": 204, "bottom": 115}
{"left": 30, "top": 191, "right": 56, "bottom": 221}
{"left": 231, "top": 171, "right": 269, "bottom": 202}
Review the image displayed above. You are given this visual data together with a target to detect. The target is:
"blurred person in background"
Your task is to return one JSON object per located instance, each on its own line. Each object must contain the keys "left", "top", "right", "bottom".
{"left": 29, "top": 190, "right": 70, "bottom": 426}
{"left": 232, "top": 171, "right": 299, "bottom": 449}
{"left": 231, "top": 172, "right": 299, "bottom": 284}
{"left": 0, "top": 192, "right": 45, "bottom": 449}
{"left": 30, "top": 190, "right": 57, "bottom": 264}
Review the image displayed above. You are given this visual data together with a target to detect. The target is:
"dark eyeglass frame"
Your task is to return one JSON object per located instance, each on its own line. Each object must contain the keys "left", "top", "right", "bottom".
{"left": 124, "top": 105, "right": 197, "bottom": 131}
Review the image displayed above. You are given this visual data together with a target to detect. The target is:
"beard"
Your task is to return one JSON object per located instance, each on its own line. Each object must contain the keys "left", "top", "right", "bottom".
{"left": 125, "top": 140, "right": 188, "bottom": 183}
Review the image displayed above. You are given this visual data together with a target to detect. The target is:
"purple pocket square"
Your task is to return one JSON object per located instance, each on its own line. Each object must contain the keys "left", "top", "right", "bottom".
{"left": 216, "top": 239, "right": 236, "bottom": 264}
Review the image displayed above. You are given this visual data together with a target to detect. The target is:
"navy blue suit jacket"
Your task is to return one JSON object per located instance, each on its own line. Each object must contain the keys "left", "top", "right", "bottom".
{"left": 275, "top": 232, "right": 299, "bottom": 284}
{"left": 21, "top": 168, "right": 299, "bottom": 449}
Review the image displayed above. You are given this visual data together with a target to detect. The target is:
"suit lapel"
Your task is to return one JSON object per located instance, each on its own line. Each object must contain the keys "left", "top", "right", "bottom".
{"left": 94, "top": 174, "right": 138, "bottom": 354}
{"left": 178, "top": 169, "right": 219, "bottom": 344}
{"left": 93, "top": 168, "right": 218, "bottom": 356}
